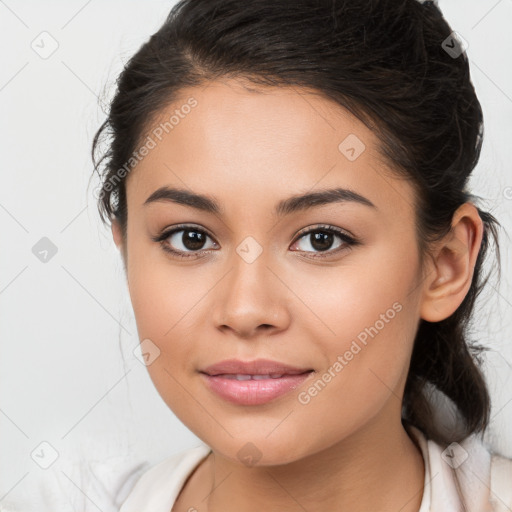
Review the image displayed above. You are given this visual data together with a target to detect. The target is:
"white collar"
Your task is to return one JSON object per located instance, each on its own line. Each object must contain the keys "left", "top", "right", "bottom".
{"left": 408, "top": 425, "right": 493, "bottom": 511}
{"left": 121, "top": 426, "right": 499, "bottom": 512}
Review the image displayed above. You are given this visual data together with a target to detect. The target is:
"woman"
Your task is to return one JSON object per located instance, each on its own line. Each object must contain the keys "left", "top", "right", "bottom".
{"left": 91, "top": 0, "right": 512, "bottom": 510}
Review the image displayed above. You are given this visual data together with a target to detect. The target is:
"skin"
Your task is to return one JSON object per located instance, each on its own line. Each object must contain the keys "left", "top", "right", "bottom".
{"left": 111, "top": 78, "right": 483, "bottom": 512}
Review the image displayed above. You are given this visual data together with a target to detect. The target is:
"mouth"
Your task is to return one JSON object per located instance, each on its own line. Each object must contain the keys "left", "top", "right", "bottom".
{"left": 199, "top": 358, "right": 313, "bottom": 377}
{"left": 198, "top": 359, "right": 314, "bottom": 406}
{"left": 209, "top": 373, "right": 310, "bottom": 380}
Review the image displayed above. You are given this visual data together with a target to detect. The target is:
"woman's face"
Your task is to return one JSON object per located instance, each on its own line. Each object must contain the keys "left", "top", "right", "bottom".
{"left": 114, "top": 78, "right": 427, "bottom": 465}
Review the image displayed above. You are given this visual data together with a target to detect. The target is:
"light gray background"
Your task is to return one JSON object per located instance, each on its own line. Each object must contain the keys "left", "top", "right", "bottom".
{"left": 1, "top": 0, "right": 511, "bottom": 510}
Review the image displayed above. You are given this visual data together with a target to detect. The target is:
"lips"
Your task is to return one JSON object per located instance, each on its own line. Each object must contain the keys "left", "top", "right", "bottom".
{"left": 200, "top": 358, "right": 313, "bottom": 377}
{"left": 218, "top": 373, "right": 289, "bottom": 380}
{"left": 199, "top": 359, "right": 314, "bottom": 406}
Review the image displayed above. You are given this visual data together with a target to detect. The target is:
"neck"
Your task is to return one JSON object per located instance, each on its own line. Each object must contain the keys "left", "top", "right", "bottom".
{"left": 201, "top": 417, "right": 425, "bottom": 512}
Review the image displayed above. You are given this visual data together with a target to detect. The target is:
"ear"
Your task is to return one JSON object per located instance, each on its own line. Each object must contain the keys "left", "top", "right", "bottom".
{"left": 419, "top": 203, "right": 483, "bottom": 322}
{"left": 111, "top": 219, "right": 126, "bottom": 258}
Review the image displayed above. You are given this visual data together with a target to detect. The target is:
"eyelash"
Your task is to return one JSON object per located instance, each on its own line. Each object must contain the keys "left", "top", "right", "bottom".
{"left": 152, "top": 223, "right": 359, "bottom": 260}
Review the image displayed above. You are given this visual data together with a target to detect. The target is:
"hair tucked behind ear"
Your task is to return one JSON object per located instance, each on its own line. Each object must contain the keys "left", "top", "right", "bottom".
{"left": 91, "top": 0, "right": 502, "bottom": 444}
{"left": 402, "top": 207, "right": 500, "bottom": 443}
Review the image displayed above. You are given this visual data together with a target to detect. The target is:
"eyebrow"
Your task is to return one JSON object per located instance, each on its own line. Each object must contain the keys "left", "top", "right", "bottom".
{"left": 143, "top": 186, "right": 377, "bottom": 216}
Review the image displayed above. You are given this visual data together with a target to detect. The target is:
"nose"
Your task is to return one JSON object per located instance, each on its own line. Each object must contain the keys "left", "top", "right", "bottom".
{"left": 212, "top": 248, "right": 291, "bottom": 339}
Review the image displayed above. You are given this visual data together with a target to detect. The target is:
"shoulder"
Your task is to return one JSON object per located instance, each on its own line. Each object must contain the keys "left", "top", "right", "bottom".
{"left": 0, "top": 445, "right": 212, "bottom": 512}
{"left": 119, "top": 443, "right": 212, "bottom": 512}
{"left": 408, "top": 425, "right": 512, "bottom": 511}
{"left": 455, "top": 434, "right": 512, "bottom": 511}
{"left": 489, "top": 452, "right": 512, "bottom": 510}
{"left": 0, "top": 453, "right": 154, "bottom": 512}
{"left": 455, "top": 432, "right": 512, "bottom": 510}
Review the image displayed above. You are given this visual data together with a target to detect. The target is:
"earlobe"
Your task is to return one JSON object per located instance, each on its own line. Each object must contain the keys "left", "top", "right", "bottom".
{"left": 111, "top": 219, "right": 124, "bottom": 252}
{"left": 111, "top": 219, "right": 128, "bottom": 276}
{"left": 419, "top": 203, "right": 483, "bottom": 322}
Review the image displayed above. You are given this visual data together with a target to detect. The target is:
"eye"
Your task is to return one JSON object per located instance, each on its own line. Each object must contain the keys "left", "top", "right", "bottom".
{"left": 152, "top": 223, "right": 359, "bottom": 260}
{"left": 290, "top": 224, "right": 358, "bottom": 258}
{"left": 152, "top": 224, "right": 218, "bottom": 259}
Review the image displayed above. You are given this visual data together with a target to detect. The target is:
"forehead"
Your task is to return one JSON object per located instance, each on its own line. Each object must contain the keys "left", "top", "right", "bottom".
{"left": 126, "top": 78, "right": 415, "bottom": 220}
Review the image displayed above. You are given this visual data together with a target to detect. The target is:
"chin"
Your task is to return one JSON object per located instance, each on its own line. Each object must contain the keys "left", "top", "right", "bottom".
{"left": 206, "top": 432, "right": 313, "bottom": 468}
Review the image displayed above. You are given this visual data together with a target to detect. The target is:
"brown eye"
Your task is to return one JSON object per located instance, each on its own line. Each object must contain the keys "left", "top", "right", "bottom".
{"left": 171, "top": 229, "right": 208, "bottom": 251}
{"left": 290, "top": 225, "right": 357, "bottom": 258}
{"left": 305, "top": 230, "right": 337, "bottom": 252}
{"left": 153, "top": 225, "right": 218, "bottom": 259}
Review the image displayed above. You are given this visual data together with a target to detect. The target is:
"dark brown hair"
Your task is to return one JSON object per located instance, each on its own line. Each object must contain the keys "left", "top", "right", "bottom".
{"left": 91, "top": 0, "right": 501, "bottom": 444}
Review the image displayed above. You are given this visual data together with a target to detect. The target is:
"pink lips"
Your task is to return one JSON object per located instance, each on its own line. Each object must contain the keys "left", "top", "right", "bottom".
{"left": 199, "top": 358, "right": 314, "bottom": 406}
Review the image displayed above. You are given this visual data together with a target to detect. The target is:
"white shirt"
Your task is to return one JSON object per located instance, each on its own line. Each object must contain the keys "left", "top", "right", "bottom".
{"left": 2, "top": 427, "right": 511, "bottom": 511}
{"left": 119, "top": 426, "right": 512, "bottom": 512}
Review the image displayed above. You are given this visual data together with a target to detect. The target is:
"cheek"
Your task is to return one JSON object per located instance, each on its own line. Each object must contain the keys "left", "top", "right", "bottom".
{"left": 125, "top": 243, "right": 222, "bottom": 407}
{"left": 291, "top": 239, "right": 421, "bottom": 394}
{"left": 125, "top": 229, "right": 208, "bottom": 337}
{"left": 291, "top": 239, "right": 418, "bottom": 336}
{"left": 126, "top": 260, "right": 201, "bottom": 416}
